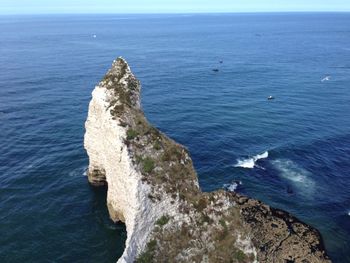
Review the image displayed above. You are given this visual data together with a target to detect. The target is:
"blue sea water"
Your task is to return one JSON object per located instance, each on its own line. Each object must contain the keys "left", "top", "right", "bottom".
{"left": 0, "top": 13, "right": 350, "bottom": 262}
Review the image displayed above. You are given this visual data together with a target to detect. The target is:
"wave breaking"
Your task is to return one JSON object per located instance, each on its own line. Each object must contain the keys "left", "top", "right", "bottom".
{"left": 234, "top": 151, "right": 269, "bottom": 169}
{"left": 223, "top": 180, "right": 242, "bottom": 192}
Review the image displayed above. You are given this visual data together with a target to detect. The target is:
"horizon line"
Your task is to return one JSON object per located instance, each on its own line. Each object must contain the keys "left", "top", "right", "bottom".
{"left": 1, "top": 10, "right": 350, "bottom": 16}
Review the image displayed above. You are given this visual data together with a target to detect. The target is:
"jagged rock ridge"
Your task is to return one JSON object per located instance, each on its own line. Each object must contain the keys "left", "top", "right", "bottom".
{"left": 84, "top": 57, "right": 331, "bottom": 263}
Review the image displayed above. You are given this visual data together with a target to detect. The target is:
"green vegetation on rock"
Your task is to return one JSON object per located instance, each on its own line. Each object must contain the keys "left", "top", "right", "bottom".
{"left": 142, "top": 157, "right": 155, "bottom": 174}
{"left": 233, "top": 249, "right": 247, "bottom": 262}
{"left": 153, "top": 140, "right": 161, "bottom": 150}
{"left": 155, "top": 215, "right": 169, "bottom": 227}
{"left": 126, "top": 128, "right": 138, "bottom": 140}
{"left": 135, "top": 239, "right": 157, "bottom": 263}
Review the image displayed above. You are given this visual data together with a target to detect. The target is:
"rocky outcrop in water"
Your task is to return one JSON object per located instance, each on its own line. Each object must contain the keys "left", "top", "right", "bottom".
{"left": 84, "top": 57, "right": 331, "bottom": 263}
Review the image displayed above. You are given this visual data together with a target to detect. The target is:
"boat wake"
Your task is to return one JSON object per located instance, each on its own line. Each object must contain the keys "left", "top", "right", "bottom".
{"left": 234, "top": 151, "right": 269, "bottom": 169}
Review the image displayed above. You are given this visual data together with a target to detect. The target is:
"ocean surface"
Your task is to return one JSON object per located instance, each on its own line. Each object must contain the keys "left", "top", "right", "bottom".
{"left": 1, "top": 13, "right": 350, "bottom": 262}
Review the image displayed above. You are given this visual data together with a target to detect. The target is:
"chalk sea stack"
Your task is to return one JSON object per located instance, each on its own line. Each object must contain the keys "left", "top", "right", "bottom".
{"left": 84, "top": 57, "right": 331, "bottom": 263}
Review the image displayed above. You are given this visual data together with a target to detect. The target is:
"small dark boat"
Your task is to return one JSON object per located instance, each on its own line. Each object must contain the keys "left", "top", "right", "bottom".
{"left": 212, "top": 69, "right": 219, "bottom": 72}
{"left": 219, "top": 60, "right": 223, "bottom": 64}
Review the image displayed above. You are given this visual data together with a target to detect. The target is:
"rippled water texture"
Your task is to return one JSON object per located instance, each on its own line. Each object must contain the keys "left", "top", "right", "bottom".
{"left": 0, "top": 13, "right": 350, "bottom": 262}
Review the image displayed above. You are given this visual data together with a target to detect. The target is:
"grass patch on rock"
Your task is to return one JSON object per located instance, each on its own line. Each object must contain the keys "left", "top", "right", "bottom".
{"left": 155, "top": 215, "right": 170, "bottom": 227}
{"left": 135, "top": 239, "right": 157, "bottom": 263}
{"left": 126, "top": 128, "right": 138, "bottom": 140}
{"left": 142, "top": 157, "right": 155, "bottom": 174}
{"left": 232, "top": 249, "right": 247, "bottom": 262}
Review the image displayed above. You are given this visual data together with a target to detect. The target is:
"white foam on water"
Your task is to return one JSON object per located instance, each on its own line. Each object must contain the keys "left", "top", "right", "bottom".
{"left": 255, "top": 164, "right": 266, "bottom": 170}
{"left": 321, "top": 75, "right": 331, "bottom": 82}
{"left": 223, "top": 181, "right": 242, "bottom": 192}
{"left": 234, "top": 151, "right": 268, "bottom": 169}
{"left": 272, "top": 159, "right": 315, "bottom": 195}
{"left": 69, "top": 166, "right": 88, "bottom": 177}
{"left": 235, "top": 158, "right": 255, "bottom": 168}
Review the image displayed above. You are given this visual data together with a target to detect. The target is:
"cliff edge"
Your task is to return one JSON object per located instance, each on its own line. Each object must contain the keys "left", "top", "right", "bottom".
{"left": 84, "top": 57, "right": 331, "bottom": 263}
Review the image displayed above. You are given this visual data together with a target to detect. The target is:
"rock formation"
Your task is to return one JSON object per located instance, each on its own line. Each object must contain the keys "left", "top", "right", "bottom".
{"left": 84, "top": 57, "right": 331, "bottom": 263}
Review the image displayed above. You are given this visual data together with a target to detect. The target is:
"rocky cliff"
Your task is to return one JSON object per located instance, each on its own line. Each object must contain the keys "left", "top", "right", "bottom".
{"left": 84, "top": 57, "right": 331, "bottom": 263}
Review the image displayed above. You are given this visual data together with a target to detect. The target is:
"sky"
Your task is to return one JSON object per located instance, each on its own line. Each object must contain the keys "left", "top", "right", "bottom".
{"left": 1, "top": 0, "right": 350, "bottom": 15}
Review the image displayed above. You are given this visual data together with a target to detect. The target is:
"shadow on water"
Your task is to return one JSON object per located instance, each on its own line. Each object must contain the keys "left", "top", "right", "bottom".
{"left": 89, "top": 185, "right": 127, "bottom": 263}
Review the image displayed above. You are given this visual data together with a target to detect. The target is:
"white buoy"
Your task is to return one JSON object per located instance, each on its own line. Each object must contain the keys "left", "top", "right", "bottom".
{"left": 93, "top": 34, "right": 97, "bottom": 38}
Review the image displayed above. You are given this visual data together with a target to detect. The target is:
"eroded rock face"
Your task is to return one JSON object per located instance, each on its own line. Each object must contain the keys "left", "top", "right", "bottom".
{"left": 84, "top": 57, "right": 331, "bottom": 263}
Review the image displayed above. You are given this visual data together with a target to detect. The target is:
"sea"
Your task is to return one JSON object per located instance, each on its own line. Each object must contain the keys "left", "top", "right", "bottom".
{"left": 0, "top": 13, "right": 349, "bottom": 262}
